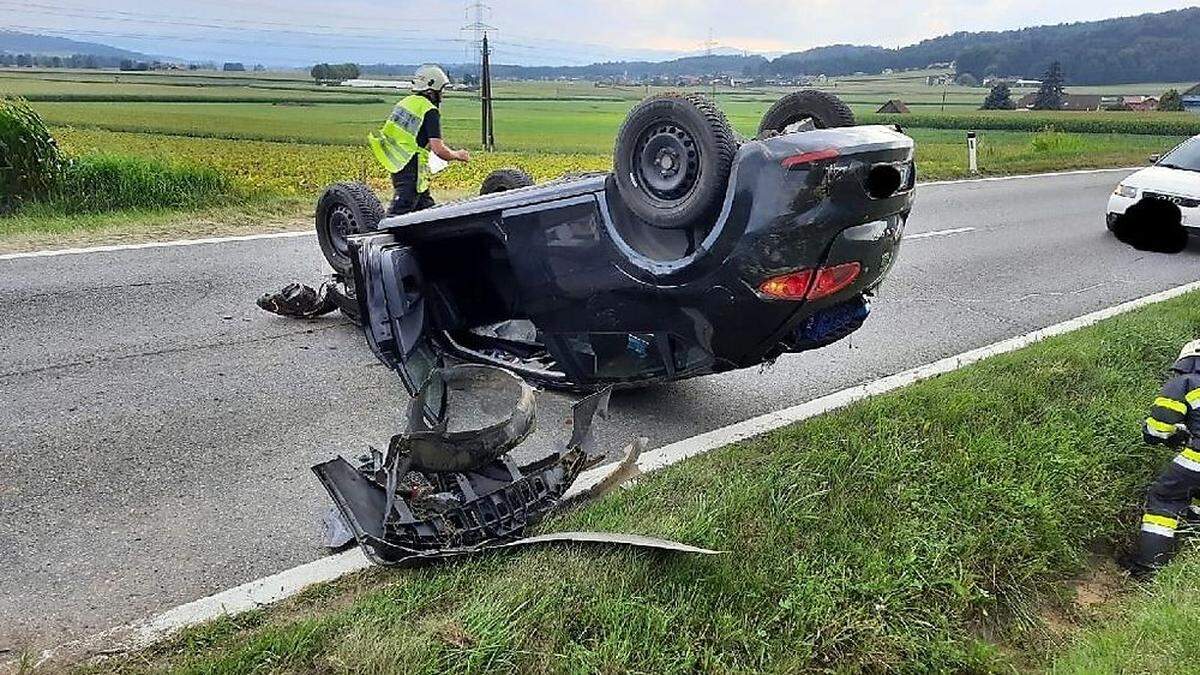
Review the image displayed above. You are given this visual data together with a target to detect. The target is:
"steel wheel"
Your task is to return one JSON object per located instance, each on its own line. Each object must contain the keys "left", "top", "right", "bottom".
{"left": 636, "top": 123, "right": 701, "bottom": 204}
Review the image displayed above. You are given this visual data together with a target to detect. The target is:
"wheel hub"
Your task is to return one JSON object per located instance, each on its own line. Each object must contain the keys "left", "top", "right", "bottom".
{"left": 327, "top": 205, "right": 358, "bottom": 256}
{"left": 637, "top": 123, "right": 700, "bottom": 201}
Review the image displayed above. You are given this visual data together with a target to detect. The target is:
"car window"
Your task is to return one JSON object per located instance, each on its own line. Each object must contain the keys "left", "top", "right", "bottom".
{"left": 1160, "top": 137, "right": 1200, "bottom": 172}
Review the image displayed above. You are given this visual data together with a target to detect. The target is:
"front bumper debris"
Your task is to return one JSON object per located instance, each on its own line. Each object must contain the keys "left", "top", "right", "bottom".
{"left": 312, "top": 364, "right": 716, "bottom": 565}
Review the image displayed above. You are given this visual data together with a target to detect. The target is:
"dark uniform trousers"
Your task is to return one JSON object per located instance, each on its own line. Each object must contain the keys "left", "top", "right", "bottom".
{"left": 1134, "top": 360, "right": 1200, "bottom": 570}
{"left": 389, "top": 172, "right": 436, "bottom": 216}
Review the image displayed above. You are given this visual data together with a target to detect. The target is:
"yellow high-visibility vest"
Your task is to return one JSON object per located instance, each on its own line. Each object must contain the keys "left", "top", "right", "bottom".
{"left": 368, "top": 94, "right": 436, "bottom": 192}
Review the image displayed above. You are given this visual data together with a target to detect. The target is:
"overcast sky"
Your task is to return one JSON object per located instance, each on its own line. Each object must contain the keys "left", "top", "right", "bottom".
{"left": 5, "top": 0, "right": 1199, "bottom": 65}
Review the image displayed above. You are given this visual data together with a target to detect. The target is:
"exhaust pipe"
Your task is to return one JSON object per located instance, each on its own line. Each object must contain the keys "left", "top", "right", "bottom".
{"left": 865, "top": 164, "right": 903, "bottom": 200}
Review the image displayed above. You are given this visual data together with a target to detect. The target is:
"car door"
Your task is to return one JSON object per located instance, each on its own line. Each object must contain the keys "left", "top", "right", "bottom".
{"left": 351, "top": 233, "right": 445, "bottom": 417}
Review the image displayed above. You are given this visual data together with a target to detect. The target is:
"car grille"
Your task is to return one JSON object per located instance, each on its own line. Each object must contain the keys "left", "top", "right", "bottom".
{"left": 1144, "top": 191, "right": 1200, "bottom": 209}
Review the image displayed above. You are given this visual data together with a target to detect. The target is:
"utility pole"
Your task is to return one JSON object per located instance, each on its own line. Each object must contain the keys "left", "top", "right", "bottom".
{"left": 481, "top": 32, "right": 495, "bottom": 151}
{"left": 462, "top": 0, "right": 496, "bottom": 151}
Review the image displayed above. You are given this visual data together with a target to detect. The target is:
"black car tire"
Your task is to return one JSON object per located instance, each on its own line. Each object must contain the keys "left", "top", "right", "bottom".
{"left": 614, "top": 92, "right": 737, "bottom": 230}
{"left": 315, "top": 182, "right": 385, "bottom": 276}
{"left": 758, "top": 90, "right": 856, "bottom": 136}
{"left": 480, "top": 167, "right": 535, "bottom": 195}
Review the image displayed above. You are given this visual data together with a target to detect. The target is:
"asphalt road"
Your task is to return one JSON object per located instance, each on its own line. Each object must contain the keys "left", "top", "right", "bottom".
{"left": 4, "top": 169, "right": 1199, "bottom": 653}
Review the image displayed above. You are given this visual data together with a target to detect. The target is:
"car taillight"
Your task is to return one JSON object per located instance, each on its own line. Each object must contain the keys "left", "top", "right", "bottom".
{"left": 781, "top": 148, "right": 840, "bottom": 169}
{"left": 807, "top": 262, "right": 862, "bottom": 300}
{"left": 759, "top": 270, "right": 814, "bottom": 299}
{"left": 760, "top": 262, "right": 862, "bottom": 301}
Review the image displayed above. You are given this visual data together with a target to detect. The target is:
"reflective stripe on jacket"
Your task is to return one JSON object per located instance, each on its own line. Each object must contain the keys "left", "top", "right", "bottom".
{"left": 368, "top": 94, "right": 436, "bottom": 192}
{"left": 1144, "top": 356, "right": 1200, "bottom": 448}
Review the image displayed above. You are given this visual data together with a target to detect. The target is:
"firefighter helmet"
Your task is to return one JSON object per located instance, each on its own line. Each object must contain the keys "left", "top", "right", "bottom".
{"left": 412, "top": 65, "right": 450, "bottom": 93}
{"left": 1179, "top": 340, "right": 1200, "bottom": 361}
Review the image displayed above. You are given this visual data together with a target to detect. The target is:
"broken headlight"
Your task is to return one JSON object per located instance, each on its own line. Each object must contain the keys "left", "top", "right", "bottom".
{"left": 1114, "top": 184, "right": 1139, "bottom": 199}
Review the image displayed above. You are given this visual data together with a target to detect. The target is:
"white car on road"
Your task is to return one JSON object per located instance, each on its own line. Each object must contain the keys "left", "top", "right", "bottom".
{"left": 1108, "top": 134, "right": 1200, "bottom": 231}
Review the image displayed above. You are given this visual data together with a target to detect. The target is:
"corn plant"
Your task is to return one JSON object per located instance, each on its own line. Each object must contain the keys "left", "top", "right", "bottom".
{"left": 0, "top": 97, "right": 65, "bottom": 213}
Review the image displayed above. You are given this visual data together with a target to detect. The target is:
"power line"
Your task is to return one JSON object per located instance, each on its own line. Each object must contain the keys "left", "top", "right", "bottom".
{"left": 3, "top": 23, "right": 470, "bottom": 56}
{"left": 3, "top": 0, "right": 457, "bottom": 31}
{"left": 460, "top": 0, "right": 496, "bottom": 68}
{"left": 0, "top": 2, "right": 448, "bottom": 41}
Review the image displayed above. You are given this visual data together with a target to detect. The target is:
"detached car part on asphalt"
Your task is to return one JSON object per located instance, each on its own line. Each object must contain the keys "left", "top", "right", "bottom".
{"left": 330, "top": 90, "right": 914, "bottom": 393}
{"left": 313, "top": 367, "right": 619, "bottom": 564}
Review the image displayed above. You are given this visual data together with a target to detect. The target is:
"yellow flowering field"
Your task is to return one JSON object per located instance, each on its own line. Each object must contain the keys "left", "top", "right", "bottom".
{"left": 54, "top": 128, "right": 611, "bottom": 198}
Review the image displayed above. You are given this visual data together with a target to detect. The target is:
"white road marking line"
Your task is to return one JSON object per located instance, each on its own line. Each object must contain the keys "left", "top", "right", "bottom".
{"left": 905, "top": 227, "right": 975, "bottom": 240}
{"left": 0, "top": 230, "right": 312, "bottom": 261}
{"left": 3, "top": 168, "right": 1136, "bottom": 262}
{"left": 922, "top": 166, "right": 1137, "bottom": 187}
{"left": 39, "top": 276, "right": 1200, "bottom": 665}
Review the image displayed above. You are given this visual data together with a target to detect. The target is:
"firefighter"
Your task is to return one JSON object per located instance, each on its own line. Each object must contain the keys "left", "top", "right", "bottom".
{"left": 368, "top": 64, "right": 470, "bottom": 216}
{"left": 1126, "top": 339, "right": 1200, "bottom": 577}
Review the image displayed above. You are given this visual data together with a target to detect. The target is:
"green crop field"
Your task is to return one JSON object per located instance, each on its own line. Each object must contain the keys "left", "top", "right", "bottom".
{"left": 1, "top": 66, "right": 1197, "bottom": 249}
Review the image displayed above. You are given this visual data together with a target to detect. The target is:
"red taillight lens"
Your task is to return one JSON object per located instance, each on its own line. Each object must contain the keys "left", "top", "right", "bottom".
{"left": 781, "top": 148, "right": 840, "bottom": 169}
{"left": 759, "top": 262, "right": 862, "bottom": 302}
{"left": 759, "top": 269, "right": 814, "bottom": 299}
{"left": 807, "top": 262, "right": 862, "bottom": 300}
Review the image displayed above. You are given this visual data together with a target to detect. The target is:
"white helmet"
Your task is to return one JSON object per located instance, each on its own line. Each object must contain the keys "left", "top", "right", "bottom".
{"left": 1179, "top": 340, "right": 1200, "bottom": 361}
{"left": 412, "top": 64, "right": 450, "bottom": 93}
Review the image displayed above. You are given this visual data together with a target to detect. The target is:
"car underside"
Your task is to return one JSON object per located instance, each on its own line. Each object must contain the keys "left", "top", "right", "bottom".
{"left": 352, "top": 123, "right": 915, "bottom": 394}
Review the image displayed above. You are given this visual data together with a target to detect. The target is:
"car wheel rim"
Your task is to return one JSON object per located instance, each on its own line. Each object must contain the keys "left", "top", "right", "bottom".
{"left": 328, "top": 205, "right": 357, "bottom": 257}
{"left": 636, "top": 123, "right": 700, "bottom": 202}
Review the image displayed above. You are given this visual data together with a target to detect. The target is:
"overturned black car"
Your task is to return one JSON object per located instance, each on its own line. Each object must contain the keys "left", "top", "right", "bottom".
{"left": 273, "top": 91, "right": 916, "bottom": 394}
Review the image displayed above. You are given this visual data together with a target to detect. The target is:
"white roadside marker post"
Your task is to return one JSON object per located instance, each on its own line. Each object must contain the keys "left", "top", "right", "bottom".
{"left": 968, "top": 131, "right": 979, "bottom": 174}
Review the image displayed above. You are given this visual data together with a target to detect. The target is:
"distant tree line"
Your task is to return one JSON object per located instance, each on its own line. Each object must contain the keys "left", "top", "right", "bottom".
{"left": 770, "top": 8, "right": 1200, "bottom": 85}
{"left": 0, "top": 53, "right": 115, "bottom": 68}
{"left": 0, "top": 52, "right": 217, "bottom": 71}
{"left": 310, "top": 63, "right": 360, "bottom": 83}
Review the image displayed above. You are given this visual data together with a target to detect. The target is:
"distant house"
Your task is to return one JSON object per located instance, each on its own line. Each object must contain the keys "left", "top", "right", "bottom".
{"left": 1123, "top": 95, "right": 1160, "bottom": 111}
{"left": 1184, "top": 84, "right": 1200, "bottom": 113}
{"left": 877, "top": 100, "right": 911, "bottom": 114}
{"left": 1015, "top": 93, "right": 1103, "bottom": 111}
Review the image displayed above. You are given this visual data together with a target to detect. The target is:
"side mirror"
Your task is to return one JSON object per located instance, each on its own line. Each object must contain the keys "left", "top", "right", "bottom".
{"left": 1150, "top": 154, "right": 1162, "bottom": 164}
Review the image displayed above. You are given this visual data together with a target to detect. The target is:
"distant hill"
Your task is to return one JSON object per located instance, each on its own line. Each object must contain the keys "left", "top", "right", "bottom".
{"left": 0, "top": 30, "right": 155, "bottom": 60}
{"left": 770, "top": 8, "right": 1200, "bottom": 85}
{"left": 363, "top": 54, "right": 770, "bottom": 82}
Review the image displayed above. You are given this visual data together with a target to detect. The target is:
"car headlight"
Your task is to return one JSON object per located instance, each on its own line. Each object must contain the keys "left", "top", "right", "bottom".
{"left": 1114, "top": 184, "right": 1138, "bottom": 199}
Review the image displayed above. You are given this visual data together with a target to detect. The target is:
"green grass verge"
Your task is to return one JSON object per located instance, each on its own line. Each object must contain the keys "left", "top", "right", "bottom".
{"left": 38, "top": 155, "right": 240, "bottom": 214}
{"left": 1051, "top": 554, "right": 1200, "bottom": 673}
{"left": 0, "top": 197, "right": 311, "bottom": 252}
{"left": 81, "top": 291, "right": 1200, "bottom": 673}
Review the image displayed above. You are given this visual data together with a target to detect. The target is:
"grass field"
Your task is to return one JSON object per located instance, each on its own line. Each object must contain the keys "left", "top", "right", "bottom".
{"left": 1, "top": 67, "right": 1197, "bottom": 249}
{"left": 25, "top": 97, "right": 1200, "bottom": 150}
{"left": 73, "top": 286, "right": 1200, "bottom": 673}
